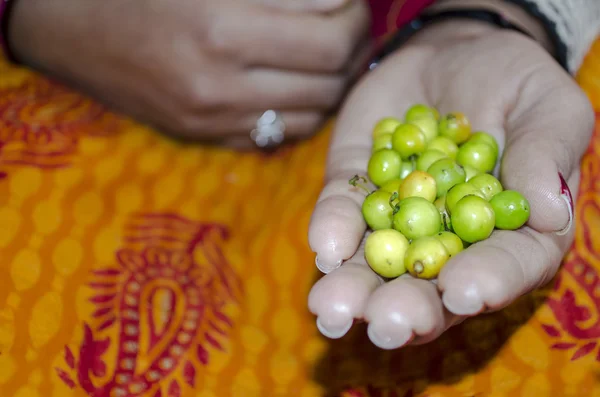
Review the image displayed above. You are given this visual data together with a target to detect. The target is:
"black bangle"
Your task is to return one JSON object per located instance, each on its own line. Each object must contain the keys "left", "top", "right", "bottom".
{"left": 368, "top": 8, "right": 552, "bottom": 71}
{"left": 502, "top": 0, "right": 567, "bottom": 70}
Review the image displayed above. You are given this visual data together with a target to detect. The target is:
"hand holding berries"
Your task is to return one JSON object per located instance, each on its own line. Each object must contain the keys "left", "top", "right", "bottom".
{"left": 309, "top": 26, "right": 590, "bottom": 349}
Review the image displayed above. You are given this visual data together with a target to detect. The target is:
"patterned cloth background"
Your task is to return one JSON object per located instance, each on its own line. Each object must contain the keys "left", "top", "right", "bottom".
{"left": 1, "top": 1, "right": 600, "bottom": 396}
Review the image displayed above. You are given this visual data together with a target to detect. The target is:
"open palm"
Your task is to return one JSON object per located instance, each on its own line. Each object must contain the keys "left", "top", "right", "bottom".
{"left": 308, "top": 21, "right": 594, "bottom": 349}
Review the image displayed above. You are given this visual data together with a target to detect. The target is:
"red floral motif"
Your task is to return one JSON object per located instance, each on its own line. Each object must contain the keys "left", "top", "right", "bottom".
{"left": 0, "top": 78, "right": 124, "bottom": 170}
{"left": 541, "top": 254, "right": 600, "bottom": 361}
{"left": 541, "top": 113, "right": 600, "bottom": 361}
{"left": 56, "top": 213, "right": 241, "bottom": 396}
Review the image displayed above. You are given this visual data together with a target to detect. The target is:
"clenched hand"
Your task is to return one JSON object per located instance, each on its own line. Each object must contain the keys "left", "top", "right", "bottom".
{"left": 9, "top": 0, "right": 370, "bottom": 145}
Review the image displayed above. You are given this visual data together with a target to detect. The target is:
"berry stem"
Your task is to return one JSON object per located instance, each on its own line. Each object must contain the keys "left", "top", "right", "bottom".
{"left": 409, "top": 155, "right": 417, "bottom": 171}
{"left": 413, "top": 261, "right": 424, "bottom": 275}
{"left": 389, "top": 192, "right": 400, "bottom": 214}
{"left": 349, "top": 175, "right": 372, "bottom": 195}
{"left": 442, "top": 213, "right": 451, "bottom": 231}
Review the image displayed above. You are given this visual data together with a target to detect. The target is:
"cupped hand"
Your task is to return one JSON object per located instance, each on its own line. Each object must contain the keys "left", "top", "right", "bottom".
{"left": 308, "top": 20, "right": 595, "bottom": 348}
{"left": 8, "top": 0, "right": 370, "bottom": 145}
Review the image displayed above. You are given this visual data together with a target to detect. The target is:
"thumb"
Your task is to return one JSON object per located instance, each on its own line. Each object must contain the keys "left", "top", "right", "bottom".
{"left": 255, "top": 0, "right": 351, "bottom": 12}
{"left": 500, "top": 75, "right": 595, "bottom": 234}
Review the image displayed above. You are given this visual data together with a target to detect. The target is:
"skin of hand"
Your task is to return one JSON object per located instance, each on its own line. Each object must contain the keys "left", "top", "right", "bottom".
{"left": 307, "top": 19, "right": 595, "bottom": 349}
{"left": 8, "top": 0, "right": 371, "bottom": 146}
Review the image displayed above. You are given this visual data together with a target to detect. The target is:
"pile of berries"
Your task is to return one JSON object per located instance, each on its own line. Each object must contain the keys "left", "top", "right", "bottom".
{"left": 352, "top": 104, "right": 530, "bottom": 280}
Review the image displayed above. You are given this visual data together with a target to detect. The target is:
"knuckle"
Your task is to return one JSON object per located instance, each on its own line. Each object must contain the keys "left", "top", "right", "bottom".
{"left": 179, "top": 75, "right": 227, "bottom": 110}
{"left": 322, "top": 40, "right": 354, "bottom": 72}
{"left": 319, "top": 2, "right": 370, "bottom": 72}
{"left": 354, "top": 1, "right": 372, "bottom": 35}
{"left": 328, "top": 78, "right": 349, "bottom": 106}
{"left": 201, "top": 15, "right": 237, "bottom": 55}
{"left": 574, "top": 89, "right": 596, "bottom": 134}
{"left": 298, "top": 113, "right": 325, "bottom": 136}
{"left": 558, "top": 86, "right": 596, "bottom": 153}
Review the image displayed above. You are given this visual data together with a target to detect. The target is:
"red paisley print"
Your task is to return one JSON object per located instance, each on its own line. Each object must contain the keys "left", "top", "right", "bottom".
{"left": 56, "top": 214, "right": 241, "bottom": 396}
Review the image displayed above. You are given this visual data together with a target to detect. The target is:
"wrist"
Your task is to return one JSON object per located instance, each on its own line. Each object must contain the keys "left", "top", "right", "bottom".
{"left": 406, "top": 16, "right": 500, "bottom": 47}
{"left": 424, "top": 0, "right": 555, "bottom": 56}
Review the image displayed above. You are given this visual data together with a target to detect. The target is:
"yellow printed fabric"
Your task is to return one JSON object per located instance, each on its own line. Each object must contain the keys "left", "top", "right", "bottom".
{"left": 1, "top": 41, "right": 600, "bottom": 397}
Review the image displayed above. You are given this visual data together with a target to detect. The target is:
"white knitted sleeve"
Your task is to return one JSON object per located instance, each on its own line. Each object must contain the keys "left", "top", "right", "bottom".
{"left": 504, "top": 0, "right": 600, "bottom": 73}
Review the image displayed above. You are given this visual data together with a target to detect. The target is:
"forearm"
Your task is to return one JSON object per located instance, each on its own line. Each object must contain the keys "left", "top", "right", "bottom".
{"left": 425, "top": 0, "right": 600, "bottom": 73}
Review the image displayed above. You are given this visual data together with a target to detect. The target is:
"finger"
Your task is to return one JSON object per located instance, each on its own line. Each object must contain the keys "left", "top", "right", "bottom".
{"left": 438, "top": 214, "right": 576, "bottom": 316}
{"left": 172, "top": 110, "right": 325, "bottom": 140}
{"left": 219, "top": 0, "right": 370, "bottom": 72}
{"left": 364, "top": 276, "right": 457, "bottom": 349}
{"left": 433, "top": 54, "right": 593, "bottom": 234}
{"left": 345, "top": 36, "right": 377, "bottom": 88}
{"left": 501, "top": 67, "right": 595, "bottom": 233}
{"left": 227, "top": 38, "right": 374, "bottom": 117}
{"left": 308, "top": 242, "right": 382, "bottom": 339}
{"left": 308, "top": 48, "right": 433, "bottom": 273}
{"left": 252, "top": 0, "right": 351, "bottom": 12}
{"left": 434, "top": 65, "right": 590, "bottom": 316}
{"left": 309, "top": 155, "right": 371, "bottom": 274}
{"left": 237, "top": 68, "right": 348, "bottom": 111}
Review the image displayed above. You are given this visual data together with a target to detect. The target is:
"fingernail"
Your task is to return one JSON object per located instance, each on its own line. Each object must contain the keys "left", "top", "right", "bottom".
{"left": 367, "top": 322, "right": 413, "bottom": 350}
{"left": 315, "top": 255, "right": 343, "bottom": 274}
{"left": 556, "top": 172, "right": 574, "bottom": 236}
{"left": 442, "top": 284, "right": 484, "bottom": 316}
{"left": 316, "top": 317, "right": 352, "bottom": 339}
